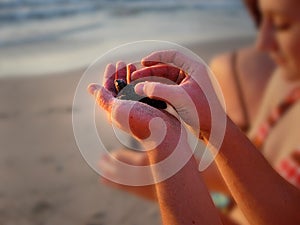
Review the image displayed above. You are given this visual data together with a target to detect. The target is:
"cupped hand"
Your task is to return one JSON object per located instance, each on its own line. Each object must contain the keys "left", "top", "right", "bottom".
{"left": 130, "top": 50, "right": 225, "bottom": 139}
{"left": 88, "top": 61, "right": 186, "bottom": 151}
{"left": 99, "top": 148, "right": 157, "bottom": 201}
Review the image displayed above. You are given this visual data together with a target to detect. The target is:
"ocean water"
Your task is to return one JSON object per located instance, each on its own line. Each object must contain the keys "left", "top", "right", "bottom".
{"left": 0, "top": 0, "right": 255, "bottom": 77}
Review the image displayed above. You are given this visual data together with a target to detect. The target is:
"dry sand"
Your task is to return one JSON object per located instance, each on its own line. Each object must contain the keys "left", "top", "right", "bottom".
{"left": 0, "top": 36, "right": 253, "bottom": 225}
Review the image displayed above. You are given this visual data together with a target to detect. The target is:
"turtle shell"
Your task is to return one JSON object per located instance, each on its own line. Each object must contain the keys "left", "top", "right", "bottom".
{"left": 114, "top": 79, "right": 167, "bottom": 109}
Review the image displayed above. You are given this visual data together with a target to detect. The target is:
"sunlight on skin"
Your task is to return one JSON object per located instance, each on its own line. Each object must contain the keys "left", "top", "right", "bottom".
{"left": 88, "top": 82, "right": 222, "bottom": 225}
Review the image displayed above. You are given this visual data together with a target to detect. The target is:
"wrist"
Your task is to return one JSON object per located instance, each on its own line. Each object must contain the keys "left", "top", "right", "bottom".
{"left": 146, "top": 127, "right": 194, "bottom": 184}
{"left": 199, "top": 103, "right": 227, "bottom": 141}
{"left": 144, "top": 121, "right": 190, "bottom": 161}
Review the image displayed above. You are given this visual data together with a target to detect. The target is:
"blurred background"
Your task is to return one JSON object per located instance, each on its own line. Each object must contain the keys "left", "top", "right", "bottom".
{"left": 0, "top": 0, "right": 255, "bottom": 225}
{"left": 0, "top": 0, "right": 255, "bottom": 76}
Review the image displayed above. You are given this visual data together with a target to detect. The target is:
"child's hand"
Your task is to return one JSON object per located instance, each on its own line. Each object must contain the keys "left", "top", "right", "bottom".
{"left": 131, "top": 50, "right": 225, "bottom": 139}
{"left": 88, "top": 61, "right": 186, "bottom": 150}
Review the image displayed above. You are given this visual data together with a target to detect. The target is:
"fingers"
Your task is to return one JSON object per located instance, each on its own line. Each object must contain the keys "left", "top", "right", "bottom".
{"left": 131, "top": 64, "right": 186, "bottom": 84}
{"left": 116, "top": 61, "right": 137, "bottom": 83}
{"left": 142, "top": 50, "right": 203, "bottom": 76}
{"left": 88, "top": 83, "right": 115, "bottom": 113}
{"left": 135, "top": 81, "right": 186, "bottom": 109}
{"left": 110, "top": 149, "right": 149, "bottom": 166}
{"left": 103, "top": 64, "right": 117, "bottom": 95}
{"left": 126, "top": 63, "right": 137, "bottom": 84}
{"left": 98, "top": 151, "right": 157, "bottom": 201}
{"left": 102, "top": 62, "right": 137, "bottom": 96}
{"left": 116, "top": 61, "right": 127, "bottom": 81}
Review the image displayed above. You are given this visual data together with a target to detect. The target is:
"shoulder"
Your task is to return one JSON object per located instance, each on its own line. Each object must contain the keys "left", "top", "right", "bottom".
{"left": 209, "top": 51, "right": 237, "bottom": 87}
{"left": 208, "top": 45, "right": 273, "bottom": 78}
{"left": 209, "top": 51, "right": 233, "bottom": 74}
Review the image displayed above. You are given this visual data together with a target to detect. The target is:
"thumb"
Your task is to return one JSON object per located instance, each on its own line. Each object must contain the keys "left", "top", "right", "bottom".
{"left": 88, "top": 83, "right": 114, "bottom": 113}
{"left": 134, "top": 81, "right": 200, "bottom": 130}
{"left": 135, "top": 81, "right": 186, "bottom": 109}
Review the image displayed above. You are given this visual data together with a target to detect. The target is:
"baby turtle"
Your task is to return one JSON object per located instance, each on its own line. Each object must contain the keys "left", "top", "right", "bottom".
{"left": 114, "top": 79, "right": 167, "bottom": 109}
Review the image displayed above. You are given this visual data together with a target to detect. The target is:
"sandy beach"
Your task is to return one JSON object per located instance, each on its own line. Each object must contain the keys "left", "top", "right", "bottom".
{"left": 0, "top": 36, "right": 253, "bottom": 225}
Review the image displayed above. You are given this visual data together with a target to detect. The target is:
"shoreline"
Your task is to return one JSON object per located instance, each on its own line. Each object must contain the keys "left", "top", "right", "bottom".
{"left": 0, "top": 34, "right": 254, "bottom": 79}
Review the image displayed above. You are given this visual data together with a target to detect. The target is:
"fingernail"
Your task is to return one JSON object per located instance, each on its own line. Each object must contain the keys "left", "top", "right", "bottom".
{"left": 88, "top": 84, "right": 99, "bottom": 95}
{"left": 134, "top": 83, "right": 145, "bottom": 95}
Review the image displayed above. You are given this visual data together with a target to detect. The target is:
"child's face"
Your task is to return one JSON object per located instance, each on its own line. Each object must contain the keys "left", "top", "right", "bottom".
{"left": 256, "top": 0, "right": 300, "bottom": 80}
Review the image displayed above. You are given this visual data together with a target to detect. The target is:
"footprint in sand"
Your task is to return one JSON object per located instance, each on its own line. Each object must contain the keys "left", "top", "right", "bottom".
{"left": 86, "top": 211, "right": 107, "bottom": 225}
{"left": 31, "top": 200, "right": 53, "bottom": 214}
